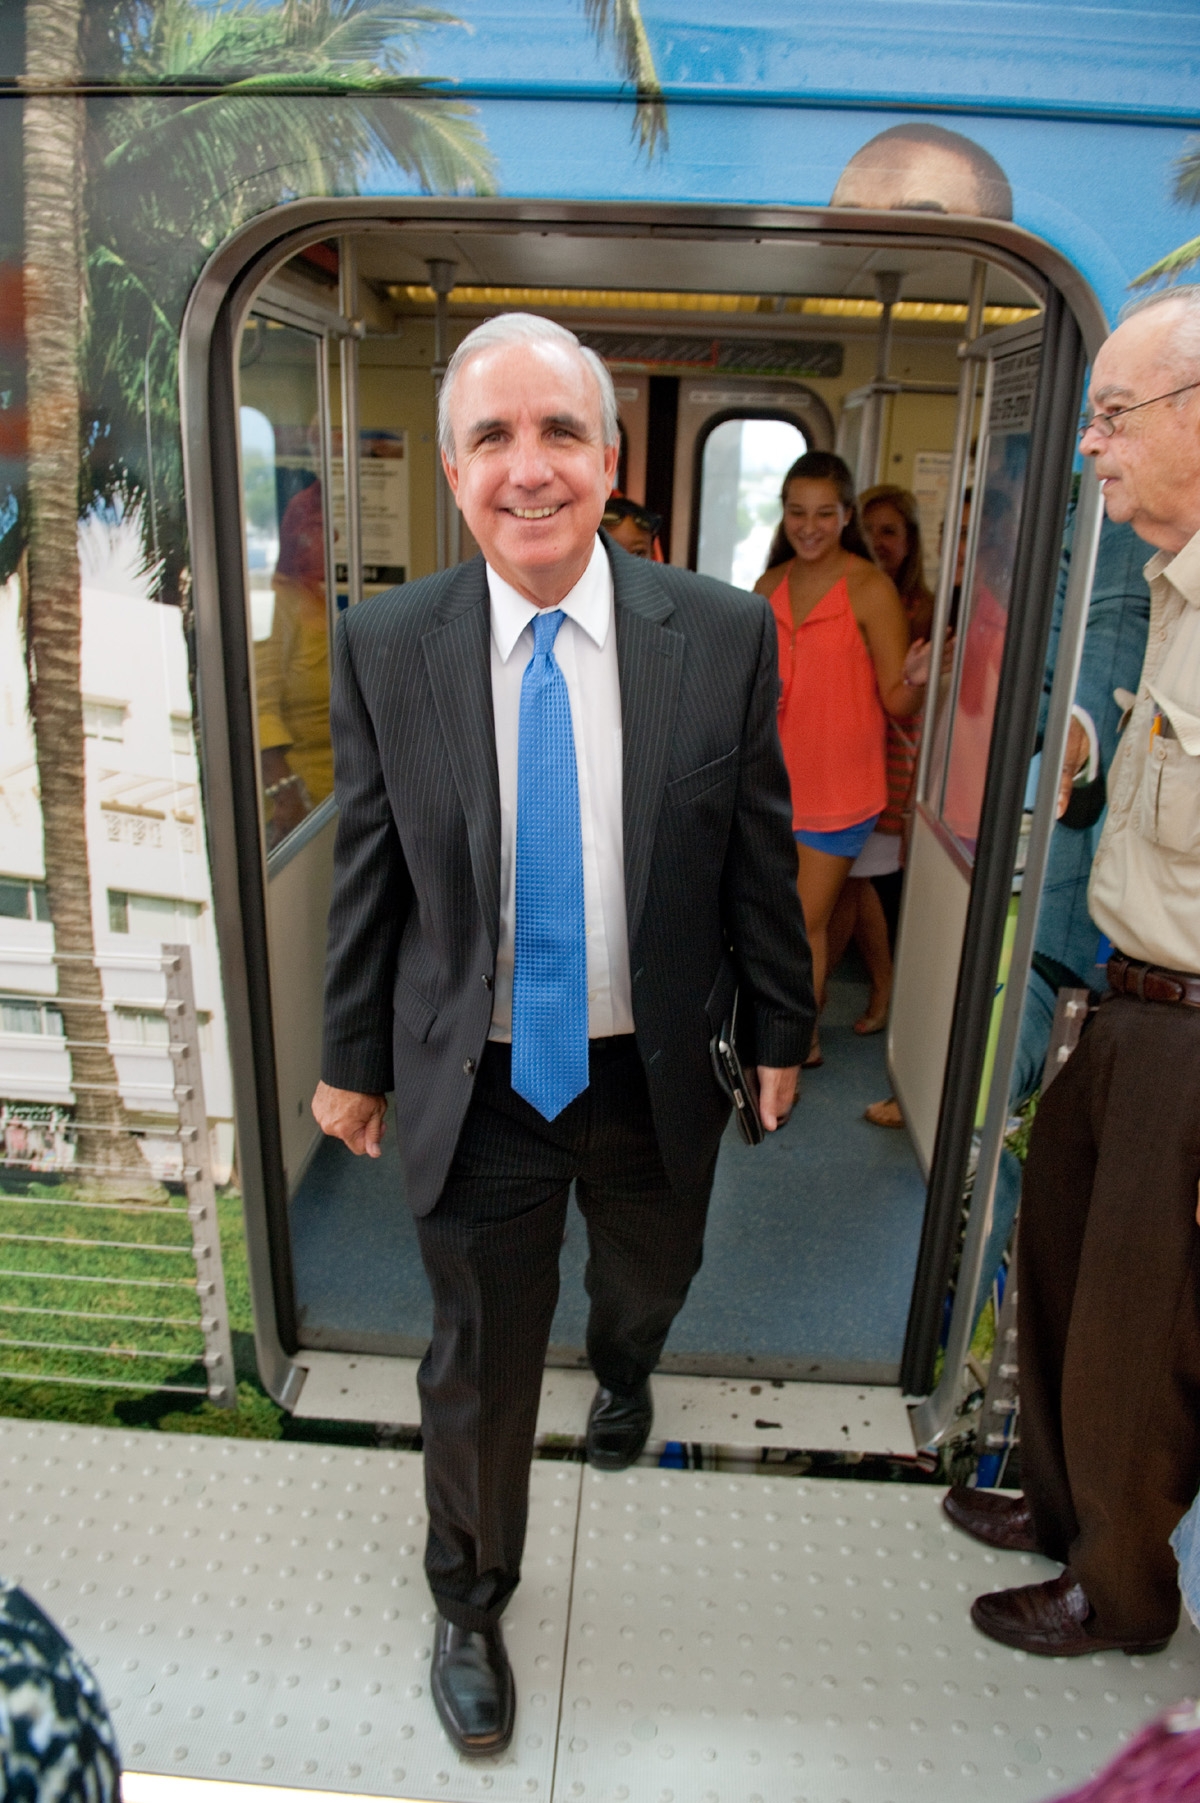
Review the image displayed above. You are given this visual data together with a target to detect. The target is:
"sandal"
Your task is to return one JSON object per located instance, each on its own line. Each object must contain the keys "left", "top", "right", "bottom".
{"left": 864, "top": 1095, "right": 904, "bottom": 1129}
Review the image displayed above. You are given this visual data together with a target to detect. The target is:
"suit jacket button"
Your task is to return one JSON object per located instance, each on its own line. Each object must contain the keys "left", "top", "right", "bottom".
{"left": 463, "top": 1057, "right": 476, "bottom": 1075}
{"left": 481, "top": 974, "right": 493, "bottom": 990}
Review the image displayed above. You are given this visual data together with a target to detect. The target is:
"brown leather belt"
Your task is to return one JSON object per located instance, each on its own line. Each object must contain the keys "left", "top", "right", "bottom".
{"left": 1107, "top": 954, "right": 1200, "bottom": 1009}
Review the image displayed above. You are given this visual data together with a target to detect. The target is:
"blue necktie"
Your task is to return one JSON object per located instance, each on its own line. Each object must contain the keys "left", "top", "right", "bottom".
{"left": 511, "top": 609, "right": 589, "bottom": 1120}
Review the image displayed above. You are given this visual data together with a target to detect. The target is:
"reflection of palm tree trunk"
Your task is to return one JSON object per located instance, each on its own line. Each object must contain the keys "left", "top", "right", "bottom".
{"left": 23, "top": 0, "right": 145, "bottom": 1189}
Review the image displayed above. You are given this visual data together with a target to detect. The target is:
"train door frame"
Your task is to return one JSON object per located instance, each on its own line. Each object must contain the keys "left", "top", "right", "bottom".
{"left": 890, "top": 311, "right": 1046, "bottom": 1177}
{"left": 180, "top": 197, "right": 1104, "bottom": 1410}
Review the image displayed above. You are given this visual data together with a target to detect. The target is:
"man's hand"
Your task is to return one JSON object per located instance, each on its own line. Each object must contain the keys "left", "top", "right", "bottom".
{"left": 756, "top": 1065, "right": 799, "bottom": 1132}
{"left": 312, "top": 1081, "right": 387, "bottom": 1157}
{"left": 1057, "top": 713, "right": 1091, "bottom": 819}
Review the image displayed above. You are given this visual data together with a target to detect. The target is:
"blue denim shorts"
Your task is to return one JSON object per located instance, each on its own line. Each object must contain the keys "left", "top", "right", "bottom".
{"left": 795, "top": 813, "right": 881, "bottom": 859}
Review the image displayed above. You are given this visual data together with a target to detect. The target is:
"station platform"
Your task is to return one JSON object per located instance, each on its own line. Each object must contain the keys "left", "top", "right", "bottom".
{"left": 5, "top": 1417, "right": 1200, "bottom": 1803}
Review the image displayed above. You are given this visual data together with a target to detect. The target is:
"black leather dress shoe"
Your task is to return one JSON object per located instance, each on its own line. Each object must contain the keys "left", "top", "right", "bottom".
{"left": 586, "top": 1382, "right": 653, "bottom": 1470}
{"left": 430, "top": 1614, "right": 515, "bottom": 1756}
{"left": 971, "top": 1570, "right": 1171, "bottom": 1658}
{"left": 943, "top": 1484, "right": 1041, "bottom": 1552}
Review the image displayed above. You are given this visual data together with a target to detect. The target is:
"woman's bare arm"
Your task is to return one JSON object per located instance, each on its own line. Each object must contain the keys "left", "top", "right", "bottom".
{"left": 848, "top": 561, "right": 926, "bottom": 718}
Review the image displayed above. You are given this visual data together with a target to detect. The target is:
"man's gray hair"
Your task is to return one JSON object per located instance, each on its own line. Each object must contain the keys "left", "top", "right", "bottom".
{"left": 436, "top": 312, "right": 620, "bottom": 463}
{"left": 1118, "top": 284, "right": 1200, "bottom": 390}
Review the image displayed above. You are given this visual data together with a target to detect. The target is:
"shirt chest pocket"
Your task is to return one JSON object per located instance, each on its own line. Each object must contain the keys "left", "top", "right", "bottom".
{"left": 1139, "top": 685, "right": 1200, "bottom": 855}
{"left": 1140, "top": 730, "right": 1200, "bottom": 854}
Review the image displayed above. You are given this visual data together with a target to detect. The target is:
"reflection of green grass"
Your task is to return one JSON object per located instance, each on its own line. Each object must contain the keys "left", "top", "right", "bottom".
{"left": 0, "top": 1188, "right": 285, "bottom": 1441}
{"left": 0, "top": 1188, "right": 204, "bottom": 1387}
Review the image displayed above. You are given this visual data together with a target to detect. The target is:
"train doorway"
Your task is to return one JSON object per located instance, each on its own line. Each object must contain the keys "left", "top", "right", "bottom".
{"left": 185, "top": 206, "right": 1093, "bottom": 1429}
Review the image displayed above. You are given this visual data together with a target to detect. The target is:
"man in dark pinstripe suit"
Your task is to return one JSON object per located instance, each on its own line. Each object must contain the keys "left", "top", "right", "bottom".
{"left": 313, "top": 314, "right": 814, "bottom": 1755}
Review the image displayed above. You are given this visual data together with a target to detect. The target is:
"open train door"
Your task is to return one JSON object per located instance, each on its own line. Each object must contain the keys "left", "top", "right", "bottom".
{"left": 888, "top": 295, "right": 1091, "bottom": 1401}
{"left": 889, "top": 312, "right": 1043, "bottom": 1171}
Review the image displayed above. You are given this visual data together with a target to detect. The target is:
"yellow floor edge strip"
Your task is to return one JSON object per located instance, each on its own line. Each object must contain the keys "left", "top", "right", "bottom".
{"left": 123, "top": 1775, "right": 424, "bottom": 1803}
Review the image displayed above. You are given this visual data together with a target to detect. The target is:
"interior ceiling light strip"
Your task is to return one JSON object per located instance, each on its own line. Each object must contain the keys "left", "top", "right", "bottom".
{"left": 394, "top": 284, "right": 1039, "bottom": 327}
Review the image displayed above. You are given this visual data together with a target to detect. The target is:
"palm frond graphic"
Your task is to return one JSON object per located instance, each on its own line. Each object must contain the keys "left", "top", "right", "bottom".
{"left": 584, "top": 0, "right": 667, "bottom": 156}
{"left": 1132, "top": 141, "right": 1200, "bottom": 287}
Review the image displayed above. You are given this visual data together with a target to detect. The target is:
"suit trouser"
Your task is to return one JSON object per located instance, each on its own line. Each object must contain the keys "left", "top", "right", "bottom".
{"left": 415, "top": 1036, "right": 717, "bottom": 1631}
{"left": 1017, "top": 991, "right": 1200, "bottom": 1642}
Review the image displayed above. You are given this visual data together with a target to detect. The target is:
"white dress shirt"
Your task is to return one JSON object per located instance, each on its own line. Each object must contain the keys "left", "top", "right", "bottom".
{"left": 487, "top": 536, "right": 634, "bottom": 1041}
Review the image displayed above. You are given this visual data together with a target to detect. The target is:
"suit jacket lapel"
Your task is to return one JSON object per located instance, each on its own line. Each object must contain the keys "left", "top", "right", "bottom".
{"left": 611, "top": 540, "right": 684, "bottom": 948}
{"left": 422, "top": 557, "right": 501, "bottom": 953}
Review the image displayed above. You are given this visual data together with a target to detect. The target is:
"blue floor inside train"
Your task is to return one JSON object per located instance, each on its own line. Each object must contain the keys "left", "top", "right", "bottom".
{"left": 289, "top": 964, "right": 927, "bottom": 1382}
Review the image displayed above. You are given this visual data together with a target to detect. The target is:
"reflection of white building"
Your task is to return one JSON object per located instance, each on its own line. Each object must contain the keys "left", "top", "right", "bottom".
{"left": 0, "top": 517, "right": 234, "bottom": 1182}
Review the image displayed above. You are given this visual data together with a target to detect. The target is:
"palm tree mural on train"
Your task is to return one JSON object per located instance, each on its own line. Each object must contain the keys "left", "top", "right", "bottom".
{"left": 85, "top": 0, "right": 660, "bottom": 610}
{"left": 21, "top": 0, "right": 499, "bottom": 1190}
{"left": 1135, "top": 139, "right": 1200, "bottom": 286}
{"left": 84, "top": 0, "right": 496, "bottom": 611}
{"left": 22, "top": 0, "right": 151, "bottom": 1191}
{"left": 19, "top": 0, "right": 663, "bottom": 1191}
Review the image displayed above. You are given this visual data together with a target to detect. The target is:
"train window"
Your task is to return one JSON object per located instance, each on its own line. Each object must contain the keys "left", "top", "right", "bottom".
{"left": 238, "top": 317, "right": 335, "bottom": 855}
{"left": 937, "top": 344, "right": 1039, "bottom": 856}
{"left": 696, "top": 414, "right": 807, "bottom": 588}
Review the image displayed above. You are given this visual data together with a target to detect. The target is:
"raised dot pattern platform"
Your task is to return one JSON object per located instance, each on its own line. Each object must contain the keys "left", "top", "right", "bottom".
{"left": 1, "top": 1420, "right": 1198, "bottom": 1803}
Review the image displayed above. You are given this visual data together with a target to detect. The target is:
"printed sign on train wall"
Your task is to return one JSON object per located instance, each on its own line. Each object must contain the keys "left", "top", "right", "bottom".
{"left": 330, "top": 431, "right": 411, "bottom": 592}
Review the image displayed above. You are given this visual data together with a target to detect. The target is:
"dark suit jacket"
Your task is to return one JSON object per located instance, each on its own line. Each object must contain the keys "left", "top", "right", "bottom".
{"left": 321, "top": 533, "right": 815, "bottom": 1215}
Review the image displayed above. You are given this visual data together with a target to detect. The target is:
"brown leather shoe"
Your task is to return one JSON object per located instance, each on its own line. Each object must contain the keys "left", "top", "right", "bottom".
{"left": 943, "top": 1484, "right": 1040, "bottom": 1552}
{"left": 971, "top": 1570, "right": 1171, "bottom": 1657}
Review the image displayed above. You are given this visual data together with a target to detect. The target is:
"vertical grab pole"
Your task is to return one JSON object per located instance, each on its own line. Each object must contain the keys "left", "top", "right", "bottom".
{"left": 316, "top": 325, "right": 337, "bottom": 645}
{"left": 914, "top": 259, "right": 987, "bottom": 811}
{"left": 866, "top": 270, "right": 901, "bottom": 487}
{"left": 428, "top": 258, "right": 457, "bottom": 571}
{"left": 339, "top": 237, "right": 363, "bottom": 610}
{"left": 164, "top": 944, "right": 236, "bottom": 1407}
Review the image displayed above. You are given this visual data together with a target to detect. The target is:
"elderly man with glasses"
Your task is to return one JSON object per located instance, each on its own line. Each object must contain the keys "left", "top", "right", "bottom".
{"left": 943, "top": 285, "right": 1200, "bottom": 1658}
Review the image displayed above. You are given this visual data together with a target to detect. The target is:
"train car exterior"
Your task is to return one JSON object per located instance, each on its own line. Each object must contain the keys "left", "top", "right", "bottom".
{"left": 2, "top": 6, "right": 1200, "bottom": 1799}
{"left": 0, "top": 0, "right": 1197, "bottom": 1444}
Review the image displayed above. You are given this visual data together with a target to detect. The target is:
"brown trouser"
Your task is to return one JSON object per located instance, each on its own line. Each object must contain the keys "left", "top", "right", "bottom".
{"left": 1018, "top": 990, "right": 1200, "bottom": 1642}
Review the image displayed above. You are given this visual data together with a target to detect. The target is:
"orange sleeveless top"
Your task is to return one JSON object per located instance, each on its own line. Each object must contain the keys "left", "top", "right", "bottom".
{"left": 770, "top": 572, "right": 888, "bottom": 833}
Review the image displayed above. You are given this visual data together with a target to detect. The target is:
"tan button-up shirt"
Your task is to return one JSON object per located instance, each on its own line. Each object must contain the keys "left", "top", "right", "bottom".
{"left": 1089, "top": 526, "right": 1200, "bottom": 973}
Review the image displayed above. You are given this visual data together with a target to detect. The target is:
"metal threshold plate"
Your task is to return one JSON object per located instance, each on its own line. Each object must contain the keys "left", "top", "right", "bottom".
{"left": 292, "top": 1354, "right": 917, "bottom": 1456}
{"left": 4, "top": 1419, "right": 1199, "bottom": 1802}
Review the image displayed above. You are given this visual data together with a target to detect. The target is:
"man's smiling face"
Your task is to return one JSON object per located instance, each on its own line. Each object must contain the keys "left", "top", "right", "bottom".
{"left": 442, "top": 339, "right": 618, "bottom": 606}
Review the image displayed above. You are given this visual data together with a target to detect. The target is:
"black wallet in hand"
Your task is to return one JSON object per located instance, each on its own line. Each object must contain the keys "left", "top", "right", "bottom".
{"left": 709, "top": 991, "right": 765, "bottom": 1147}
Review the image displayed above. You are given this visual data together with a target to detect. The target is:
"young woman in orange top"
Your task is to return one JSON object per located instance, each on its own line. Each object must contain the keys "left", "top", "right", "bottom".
{"left": 754, "top": 453, "right": 931, "bottom": 1064}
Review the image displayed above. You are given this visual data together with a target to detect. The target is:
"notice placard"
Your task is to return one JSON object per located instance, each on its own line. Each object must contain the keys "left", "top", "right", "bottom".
{"left": 331, "top": 430, "right": 410, "bottom": 586}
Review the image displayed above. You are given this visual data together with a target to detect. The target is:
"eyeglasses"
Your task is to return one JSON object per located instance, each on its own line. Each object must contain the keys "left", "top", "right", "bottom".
{"left": 1079, "top": 380, "right": 1200, "bottom": 440}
